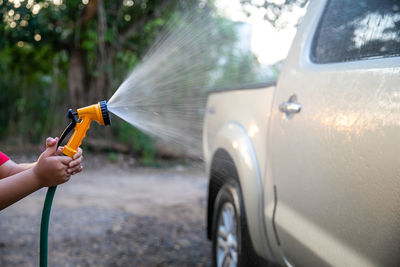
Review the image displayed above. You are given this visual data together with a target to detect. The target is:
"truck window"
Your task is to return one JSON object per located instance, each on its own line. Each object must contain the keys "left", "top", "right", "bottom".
{"left": 311, "top": 0, "right": 400, "bottom": 64}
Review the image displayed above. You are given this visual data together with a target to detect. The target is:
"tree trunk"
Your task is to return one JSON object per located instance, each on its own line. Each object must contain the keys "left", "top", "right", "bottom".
{"left": 68, "top": 48, "right": 87, "bottom": 109}
{"left": 94, "top": 0, "right": 109, "bottom": 101}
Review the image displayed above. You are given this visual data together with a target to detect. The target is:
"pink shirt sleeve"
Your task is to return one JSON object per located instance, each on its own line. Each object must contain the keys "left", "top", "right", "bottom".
{"left": 0, "top": 151, "right": 10, "bottom": 165}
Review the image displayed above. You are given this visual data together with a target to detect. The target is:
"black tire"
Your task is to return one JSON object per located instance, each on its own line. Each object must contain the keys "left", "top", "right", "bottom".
{"left": 211, "top": 181, "right": 254, "bottom": 267}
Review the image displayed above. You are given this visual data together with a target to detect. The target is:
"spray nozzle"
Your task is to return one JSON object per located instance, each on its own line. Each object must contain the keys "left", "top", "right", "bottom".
{"left": 99, "top": 100, "right": 111, "bottom": 126}
{"left": 61, "top": 100, "right": 111, "bottom": 157}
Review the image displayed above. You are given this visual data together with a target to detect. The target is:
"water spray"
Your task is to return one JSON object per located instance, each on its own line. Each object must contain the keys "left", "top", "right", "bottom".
{"left": 37, "top": 6, "right": 264, "bottom": 265}
{"left": 40, "top": 100, "right": 110, "bottom": 267}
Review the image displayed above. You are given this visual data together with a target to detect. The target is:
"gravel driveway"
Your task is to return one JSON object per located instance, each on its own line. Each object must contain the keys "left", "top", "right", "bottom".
{"left": 0, "top": 161, "right": 211, "bottom": 266}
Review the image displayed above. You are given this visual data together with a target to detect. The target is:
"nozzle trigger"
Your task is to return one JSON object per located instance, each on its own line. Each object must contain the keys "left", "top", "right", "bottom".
{"left": 57, "top": 109, "right": 78, "bottom": 147}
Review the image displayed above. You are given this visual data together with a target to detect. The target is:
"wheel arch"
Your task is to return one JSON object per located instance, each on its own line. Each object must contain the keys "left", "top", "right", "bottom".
{"left": 205, "top": 122, "right": 273, "bottom": 260}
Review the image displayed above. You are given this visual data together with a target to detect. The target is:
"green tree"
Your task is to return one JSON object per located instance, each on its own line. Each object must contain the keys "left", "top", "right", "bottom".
{"left": 0, "top": 0, "right": 189, "bottom": 108}
{"left": 0, "top": 0, "right": 193, "bottom": 153}
{"left": 0, "top": 0, "right": 263, "bottom": 159}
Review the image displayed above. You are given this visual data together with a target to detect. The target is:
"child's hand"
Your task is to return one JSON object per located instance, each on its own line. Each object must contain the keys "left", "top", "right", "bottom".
{"left": 33, "top": 137, "right": 72, "bottom": 187}
{"left": 57, "top": 147, "right": 84, "bottom": 175}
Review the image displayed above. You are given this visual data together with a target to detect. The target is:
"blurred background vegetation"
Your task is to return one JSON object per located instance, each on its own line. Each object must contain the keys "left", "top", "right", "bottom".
{"left": 0, "top": 0, "right": 289, "bottom": 164}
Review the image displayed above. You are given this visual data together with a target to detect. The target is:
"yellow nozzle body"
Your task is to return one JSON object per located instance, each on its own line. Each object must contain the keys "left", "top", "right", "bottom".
{"left": 63, "top": 101, "right": 110, "bottom": 157}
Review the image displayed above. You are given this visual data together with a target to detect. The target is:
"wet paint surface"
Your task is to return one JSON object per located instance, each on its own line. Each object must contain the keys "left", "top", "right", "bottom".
{"left": 269, "top": 0, "right": 400, "bottom": 265}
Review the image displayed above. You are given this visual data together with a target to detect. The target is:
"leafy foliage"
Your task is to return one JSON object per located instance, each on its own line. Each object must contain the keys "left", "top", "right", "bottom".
{"left": 0, "top": 0, "right": 264, "bottom": 161}
{"left": 0, "top": 0, "right": 184, "bottom": 157}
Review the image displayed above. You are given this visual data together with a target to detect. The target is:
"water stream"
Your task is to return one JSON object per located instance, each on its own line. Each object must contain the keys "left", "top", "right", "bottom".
{"left": 107, "top": 7, "right": 267, "bottom": 155}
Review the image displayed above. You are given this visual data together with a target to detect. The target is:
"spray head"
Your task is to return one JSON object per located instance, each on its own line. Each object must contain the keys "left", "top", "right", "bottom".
{"left": 76, "top": 100, "right": 111, "bottom": 126}
{"left": 100, "top": 100, "right": 111, "bottom": 126}
{"left": 62, "top": 100, "right": 111, "bottom": 157}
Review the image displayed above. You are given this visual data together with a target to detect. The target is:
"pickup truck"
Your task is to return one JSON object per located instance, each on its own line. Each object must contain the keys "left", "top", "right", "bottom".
{"left": 203, "top": 0, "right": 400, "bottom": 266}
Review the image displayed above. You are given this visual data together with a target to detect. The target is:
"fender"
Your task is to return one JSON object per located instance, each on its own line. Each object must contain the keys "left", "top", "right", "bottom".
{"left": 207, "top": 121, "right": 273, "bottom": 260}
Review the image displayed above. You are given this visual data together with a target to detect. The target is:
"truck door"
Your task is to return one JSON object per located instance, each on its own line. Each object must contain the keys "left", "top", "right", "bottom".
{"left": 268, "top": 0, "right": 400, "bottom": 266}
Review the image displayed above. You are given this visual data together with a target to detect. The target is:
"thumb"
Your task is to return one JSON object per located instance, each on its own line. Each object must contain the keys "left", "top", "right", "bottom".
{"left": 46, "top": 137, "right": 58, "bottom": 148}
{"left": 43, "top": 137, "right": 59, "bottom": 157}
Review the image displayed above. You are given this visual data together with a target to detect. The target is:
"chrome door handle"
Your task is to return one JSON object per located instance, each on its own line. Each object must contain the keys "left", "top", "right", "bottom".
{"left": 279, "top": 95, "right": 301, "bottom": 118}
{"left": 279, "top": 102, "right": 302, "bottom": 113}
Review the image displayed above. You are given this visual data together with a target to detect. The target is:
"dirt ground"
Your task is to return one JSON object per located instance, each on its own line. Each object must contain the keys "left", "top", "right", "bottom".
{"left": 0, "top": 157, "right": 211, "bottom": 266}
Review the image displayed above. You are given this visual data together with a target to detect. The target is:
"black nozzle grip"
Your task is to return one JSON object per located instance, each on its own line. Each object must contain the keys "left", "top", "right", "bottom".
{"left": 57, "top": 109, "right": 77, "bottom": 148}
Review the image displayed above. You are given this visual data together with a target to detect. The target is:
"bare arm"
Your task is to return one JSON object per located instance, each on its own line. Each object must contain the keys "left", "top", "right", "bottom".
{"left": 12, "top": 162, "right": 36, "bottom": 173}
{"left": 0, "top": 138, "right": 75, "bottom": 210}
{"left": 0, "top": 168, "right": 42, "bottom": 210}
{"left": 0, "top": 147, "right": 84, "bottom": 179}
{"left": 0, "top": 160, "right": 36, "bottom": 179}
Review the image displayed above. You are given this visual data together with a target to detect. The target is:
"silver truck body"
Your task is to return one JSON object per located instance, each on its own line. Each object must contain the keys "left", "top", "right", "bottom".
{"left": 203, "top": 0, "right": 400, "bottom": 266}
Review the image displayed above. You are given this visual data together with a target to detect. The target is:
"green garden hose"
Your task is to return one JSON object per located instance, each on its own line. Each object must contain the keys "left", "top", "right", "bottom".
{"left": 40, "top": 186, "right": 57, "bottom": 267}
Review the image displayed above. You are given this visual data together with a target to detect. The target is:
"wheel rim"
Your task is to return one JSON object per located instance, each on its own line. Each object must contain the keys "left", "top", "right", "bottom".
{"left": 216, "top": 202, "right": 238, "bottom": 267}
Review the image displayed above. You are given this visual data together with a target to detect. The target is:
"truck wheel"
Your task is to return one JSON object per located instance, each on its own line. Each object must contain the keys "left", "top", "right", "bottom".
{"left": 212, "top": 182, "right": 251, "bottom": 267}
